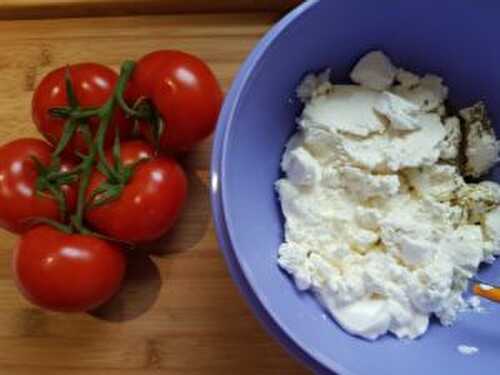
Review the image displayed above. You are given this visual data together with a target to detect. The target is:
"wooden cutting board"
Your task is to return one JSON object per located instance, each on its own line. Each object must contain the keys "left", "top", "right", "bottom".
{"left": 0, "top": 7, "right": 309, "bottom": 375}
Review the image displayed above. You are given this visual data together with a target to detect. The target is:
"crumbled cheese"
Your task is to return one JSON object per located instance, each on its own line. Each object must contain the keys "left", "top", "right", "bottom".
{"left": 339, "top": 112, "right": 446, "bottom": 172}
{"left": 277, "top": 50, "right": 500, "bottom": 341}
{"left": 467, "top": 296, "right": 483, "bottom": 312}
{"left": 483, "top": 207, "right": 500, "bottom": 254}
{"left": 395, "top": 68, "right": 420, "bottom": 88}
{"left": 404, "top": 165, "right": 465, "bottom": 202}
{"left": 457, "top": 345, "right": 479, "bottom": 355}
{"left": 456, "top": 182, "right": 500, "bottom": 223}
{"left": 460, "top": 102, "right": 500, "bottom": 177}
{"left": 301, "top": 85, "right": 385, "bottom": 137}
{"left": 350, "top": 51, "right": 396, "bottom": 91}
{"left": 374, "top": 91, "right": 421, "bottom": 131}
{"left": 355, "top": 207, "right": 382, "bottom": 230}
{"left": 281, "top": 146, "right": 321, "bottom": 187}
{"left": 393, "top": 74, "right": 448, "bottom": 112}
{"left": 340, "top": 166, "right": 400, "bottom": 200}
{"left": 436, "top": 104, "right": 448, "bottom": 117}
{"left": 296, "top": 69, "right": 333, "bottom": 103}
{"left": 440, "top": 116, "right": 462, "bottom": 161}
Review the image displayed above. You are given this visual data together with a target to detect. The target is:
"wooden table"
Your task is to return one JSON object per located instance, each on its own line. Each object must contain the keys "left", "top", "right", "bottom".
{"left": 0, "top": 2, "right": 310, "bottom": 374}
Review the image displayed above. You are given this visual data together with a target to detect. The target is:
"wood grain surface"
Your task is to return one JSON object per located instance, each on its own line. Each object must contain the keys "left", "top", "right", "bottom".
{"left": 0, "top": 12, "right": 310, "bottom": 375}
{"left": 0, "top": 0, "right": 302, "bottom": 20}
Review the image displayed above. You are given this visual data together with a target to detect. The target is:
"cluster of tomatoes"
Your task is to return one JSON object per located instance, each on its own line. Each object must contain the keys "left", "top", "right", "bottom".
{"left": 0, "top": 50, "right": 222, "bottom": 312}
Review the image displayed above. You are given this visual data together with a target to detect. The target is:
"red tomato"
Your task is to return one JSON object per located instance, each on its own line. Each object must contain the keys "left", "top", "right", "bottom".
{"left": 13, "top": 225, "right": 125, "bottom": 312}
{"left": 130, "top": 50, "right": 223, "bottom": 152}
{"left": 32, "top": 63, "right": 132, "bottom": 156}
{"left": 85, "top": 140, "right": 188, "bottom": 243}
{"left": 0, "top": 138, "right": 77, "bottom": 234}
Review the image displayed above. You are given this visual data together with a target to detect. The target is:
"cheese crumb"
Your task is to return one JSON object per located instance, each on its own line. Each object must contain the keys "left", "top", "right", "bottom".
{"left": 460, "top": 102, "right": 500, "bottom": 177}
{"left": 457, "top": 345, "right": 479, "bottom": 355}
{"left": 374, "top": 91, "right": 421, "bottom": 131}
{"left": 350, "top": 51, "right": 396, "bottom": 91}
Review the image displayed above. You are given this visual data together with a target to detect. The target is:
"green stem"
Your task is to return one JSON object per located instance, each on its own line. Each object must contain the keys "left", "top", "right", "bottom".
{"left": 64, "top": 66, "right": 78, "bottom": 108}
{"left": 49, "top": 107, "right": 100, "bottom": 120}
{"left": 116, "top": 90, "right": 142, "bottom": 117}
{"left": 32, "top": 60, "right": 139, "bottom": 235}
{"left": 95, "top": 101, "right": 118, "bottom": 181}
{"left": 72, "top": 108, "right": 100, "bottom": 119}
{"left": 52, "top": 118, "right": 79, "bottom": 159}
{"left": 71, "top": 124, "right": 95, "bottom": 232}
{"left": 29, "top": 217, "right": 73, "bottom": 234}
{"left": 95, "top": 60, "right": 136, "bottom": 182}
{"left": 46, "top": 165, "right": 83, "bottom": 182}
{"left": 69, "top": 60, "right": 137, "bottom": 234}
{"left": 46, "top": 184, "right": 68, "bottom": 222}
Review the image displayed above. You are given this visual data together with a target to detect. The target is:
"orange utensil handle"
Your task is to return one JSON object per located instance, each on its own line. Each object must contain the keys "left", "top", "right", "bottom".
{"left": 473, "top": 283, "right": 500, "bottom": 303}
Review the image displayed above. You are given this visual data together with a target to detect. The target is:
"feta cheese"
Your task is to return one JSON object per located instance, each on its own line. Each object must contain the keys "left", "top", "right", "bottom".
{"left": 296, "top": 69, "right": 333, "bottom": 103}
{"left": 340, "top": 166, "right": 400, "bottom": 200}
{"left": 374, "top": 91, "right": 421, "bottom": 131}
{"left": 393, "top": 74, "right": 448, "bottom": 112}
{"left": 395, "top": 68, "right": 420, "bottom": 88}
{"left": 277, "top": 50, "right": 500, "bottom": 341}
{"left": 457, "top": 345, "right": 479, "bottom": 355}
{"left": 460, "top": 102, "right": 499, "bottom": 177}
{"left": 456, "top": 182, "right": 500, "bottom": 223}
{"left": 440, "top": 116, "right": 462, "bottom": 161}
{"left": 483, "top": 207, "right": 500, "bottom": 254}
{"left": 404, "top": 165, "right": 465, "bottom": 201}
{"left": 340, "top": 112, "right": 446, "bottom": 172}
{"left": 355, "top": 207, "right": 382, "bottom": 230}
{"left": 379, "top": 211, "right": 440, "bottom": 267}
{"left": 282, "top": 146, "right": 321, "bottom": 187}
{"left": 350, "top": 51, "right": 396, "bottom": 91}
{"left": 467, "top": 295, "right": 483, "bottom": 312}
{"left": 301, "top": 85, "right": 386, "bottom": 137}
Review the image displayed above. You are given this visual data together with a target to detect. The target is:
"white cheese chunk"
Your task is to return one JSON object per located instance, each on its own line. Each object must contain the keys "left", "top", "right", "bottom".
{"left": 440, "top": 116, "right": 462, "bottom": 161}
{"left": 340, "top": 166, "right": 400, "bottom": 200}
{"left": 341, "top": 113, "right": 446, "bottom": 172}
{"left": 350, "top": 50, "right": 396, "bottom": 91}
{"left": 483, "top": 207, "right": 500, "bottom": 255}
{"left": 296, "top": 69, "right": 333, "bottom": 103}
{"left": 405, "top": 165, "right": 465, "bottom": 202}
{"left": 393, "top": 74, "right": 448, "bottom": 112}
{"left": 395, "top": 68, "right": 420, "bottom": 88}
{"left": 374, "top": 91, "right": 421, "bottom": 131}
{"left": 457, "top": 345, "right": 479, "bottom": 355}
{"left": 301, "top": 85, "right": 386, "bottom": 137}
{"left": 282, "top": 146, "right": 321, "bottom": 187}
{"left": 460, "top": 103, "right": 500, "bottom": 177}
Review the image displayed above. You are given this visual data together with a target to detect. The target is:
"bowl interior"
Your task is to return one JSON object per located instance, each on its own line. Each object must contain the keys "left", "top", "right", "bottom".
{"left": 220, "top": 1, "right": 500, "bottom": 374}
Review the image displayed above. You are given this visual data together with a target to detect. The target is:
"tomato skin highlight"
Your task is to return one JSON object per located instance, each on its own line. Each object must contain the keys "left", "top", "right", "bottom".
{"left": 85, "top": 140, "right": 188, "bottom": 243}
{"left": 131, "top": 50, "right": 223, "bottom": 152}
{"left": 130, "top": 50, "right": 175, "bottom": 98}
{"left": 0, "top": 138, "right": 76, "bottom": 234}
{"left": 13, "top": 225, "right": 126, "bottom": 312}
{"left": 32, "top": 63, "right": 132, "bottom": 156}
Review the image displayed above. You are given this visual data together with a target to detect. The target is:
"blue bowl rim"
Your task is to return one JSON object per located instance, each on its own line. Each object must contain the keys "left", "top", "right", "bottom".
{"left": 210, "top": 0, "right": 354, "bottom": 373}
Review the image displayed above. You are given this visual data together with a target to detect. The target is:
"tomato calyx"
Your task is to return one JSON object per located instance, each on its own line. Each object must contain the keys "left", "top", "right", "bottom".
{"left": 88, "top": 133, "right": 149, "bottom": 208}
{"left": 30, "top": 155, "right": 77, "bottom": 223}
{"left": 117, "top": 94, "right": 164, "bottom": 151}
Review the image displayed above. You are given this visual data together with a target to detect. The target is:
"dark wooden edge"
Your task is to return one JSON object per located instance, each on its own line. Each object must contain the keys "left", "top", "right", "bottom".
{"left": 0, "top": 0, "right": 303, "bottom": 20}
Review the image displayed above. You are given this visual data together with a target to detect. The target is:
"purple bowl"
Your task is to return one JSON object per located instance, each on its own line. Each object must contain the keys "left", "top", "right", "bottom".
{"left": 211, "top": 0, "right": 500, "bottom": 373}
